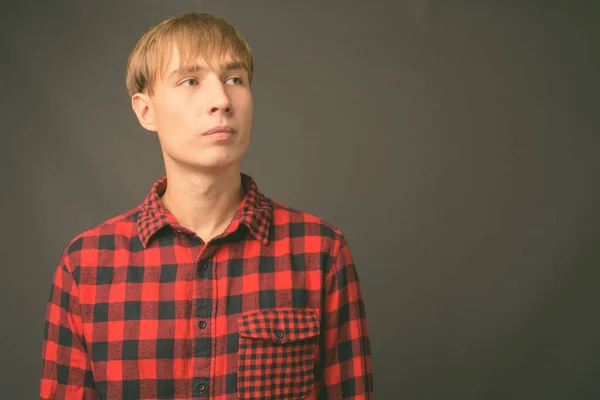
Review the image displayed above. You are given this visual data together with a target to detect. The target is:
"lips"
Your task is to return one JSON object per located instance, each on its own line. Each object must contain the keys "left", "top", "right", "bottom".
{"left": 203, "top": 125, "right": 236, "bottom": 136}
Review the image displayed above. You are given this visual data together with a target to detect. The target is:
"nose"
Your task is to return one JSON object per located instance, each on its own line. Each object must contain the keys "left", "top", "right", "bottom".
{"left": 206, "top": 78, "right": 232, "bottom": 115}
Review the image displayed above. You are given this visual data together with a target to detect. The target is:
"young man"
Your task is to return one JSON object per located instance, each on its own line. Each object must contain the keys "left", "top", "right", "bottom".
{"left": 40, "top": 12, "right": 373, "bottom": 400}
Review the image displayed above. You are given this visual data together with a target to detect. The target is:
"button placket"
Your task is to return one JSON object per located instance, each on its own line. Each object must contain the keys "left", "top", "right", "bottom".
{"left": 192, "top": 254, "right": 212, "bottom": 398}
{"left": 190, "top": 244, "right": 213, "bottom": 398}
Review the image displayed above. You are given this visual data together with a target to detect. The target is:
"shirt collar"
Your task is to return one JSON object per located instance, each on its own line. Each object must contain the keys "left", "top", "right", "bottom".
{"left": 135, "top": 172, "right": 272, "bottom": 248}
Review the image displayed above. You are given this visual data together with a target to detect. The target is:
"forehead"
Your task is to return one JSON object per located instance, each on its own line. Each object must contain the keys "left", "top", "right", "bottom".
{"left": 165, "top": 45, "right": 236, "bottom": 70}
{"left": 158, "top": 39, "right": 246, "bottom": 81}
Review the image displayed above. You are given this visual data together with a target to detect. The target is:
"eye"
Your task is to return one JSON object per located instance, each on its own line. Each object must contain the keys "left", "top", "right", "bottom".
{"left": 181, "top": 78, "right": 199, "bottom": 87}
{"left": 225, "top": 76, "right": 244, "bottom": 85}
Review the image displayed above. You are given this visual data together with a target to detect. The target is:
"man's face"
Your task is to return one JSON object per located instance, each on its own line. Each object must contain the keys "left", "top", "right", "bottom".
{"left": 136, "top": 47, "right": 253, "bottom": 172}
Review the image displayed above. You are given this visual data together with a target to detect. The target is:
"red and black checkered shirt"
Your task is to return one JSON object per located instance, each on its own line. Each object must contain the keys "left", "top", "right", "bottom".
{"left": 41, "top": 173, "right": 373, "bottom": 399}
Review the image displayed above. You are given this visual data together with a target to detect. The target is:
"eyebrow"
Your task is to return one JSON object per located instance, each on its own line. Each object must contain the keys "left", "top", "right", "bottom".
{"left": 167, "top": 61, "right": 247, "bottom": 80}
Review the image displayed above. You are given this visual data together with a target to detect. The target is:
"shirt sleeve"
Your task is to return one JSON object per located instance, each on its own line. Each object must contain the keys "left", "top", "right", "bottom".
{"left": 320, "top": 234, "right": 374, "bottom": 399}
{"left": 40, "top": 251, "right": 97, "bottom": 399}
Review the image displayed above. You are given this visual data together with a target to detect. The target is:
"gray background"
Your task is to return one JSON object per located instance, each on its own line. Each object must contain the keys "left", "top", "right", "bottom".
{"left": 2, "top": 1, "right": 599, "bottom": 398}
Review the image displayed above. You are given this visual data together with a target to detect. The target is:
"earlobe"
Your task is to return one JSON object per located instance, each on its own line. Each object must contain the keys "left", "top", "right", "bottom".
{"left": 131, "top": 93, "right": 157, "bottom": 132}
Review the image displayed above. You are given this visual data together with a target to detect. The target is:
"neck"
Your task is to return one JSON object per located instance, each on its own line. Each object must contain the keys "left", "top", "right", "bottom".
{"left": 160, "top": 162, "right": 246, "bottom": 242}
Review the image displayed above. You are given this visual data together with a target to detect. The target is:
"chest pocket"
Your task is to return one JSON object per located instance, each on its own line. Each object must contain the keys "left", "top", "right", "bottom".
{"left": 237, "top": 309, "right": 320, "bottom": 400}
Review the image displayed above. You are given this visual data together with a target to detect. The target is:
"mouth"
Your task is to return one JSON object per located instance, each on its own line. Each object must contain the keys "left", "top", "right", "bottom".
{"left": 203, "top": 125, "right": 236, "bottom": 136}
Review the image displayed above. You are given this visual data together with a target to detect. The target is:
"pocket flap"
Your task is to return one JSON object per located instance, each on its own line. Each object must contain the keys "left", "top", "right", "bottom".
{"left": 238, "top": 309, "right": 320, "bottom": 343}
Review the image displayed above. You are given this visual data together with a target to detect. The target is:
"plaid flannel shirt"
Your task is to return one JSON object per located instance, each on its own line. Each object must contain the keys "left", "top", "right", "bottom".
{"left": 40, "top": 173, "right": 373, "bottom": 399}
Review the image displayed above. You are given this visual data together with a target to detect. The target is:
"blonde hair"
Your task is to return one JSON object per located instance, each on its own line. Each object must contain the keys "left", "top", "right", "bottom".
{"left": 125, "top": 12, "right": 253, "bottom": 97}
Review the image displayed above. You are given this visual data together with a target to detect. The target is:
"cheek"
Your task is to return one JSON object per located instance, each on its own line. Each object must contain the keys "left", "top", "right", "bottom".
{"left": 240, "top": 97, "right": 253, "bottom": 124}
{"left": 154, "top": 101, "right": 192, "bottom": 138}
{"left": 155, "top": 102, "right": 179, "bottom": 126}
{"left": 154, "top": 105, "right": 191, "bottom": 149}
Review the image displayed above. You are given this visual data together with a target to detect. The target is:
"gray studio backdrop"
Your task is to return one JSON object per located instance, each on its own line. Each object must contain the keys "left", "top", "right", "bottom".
{"left": 2, "top": 1, "right": 599, "bottom": 398}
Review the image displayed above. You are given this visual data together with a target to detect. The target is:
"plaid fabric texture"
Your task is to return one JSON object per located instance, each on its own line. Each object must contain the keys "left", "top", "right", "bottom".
{"left": 40, "top": 172, "right": 373, "bottom": 399}
{"left": 238, "top": 309, "right": 320, "bottom": 399}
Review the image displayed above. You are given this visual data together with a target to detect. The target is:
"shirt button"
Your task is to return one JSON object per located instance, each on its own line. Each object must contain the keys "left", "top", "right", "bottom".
{"left": 197, "top": 382, "right": 206, "bottom": 393}
{"left": 275, "top": 329, "right": 285, "bottom": 339}
{"left": 198, "top": 320, "right": 207, "bottom": 329}
{"left": 200, "top": 262, "right": 209, "bottom": 271}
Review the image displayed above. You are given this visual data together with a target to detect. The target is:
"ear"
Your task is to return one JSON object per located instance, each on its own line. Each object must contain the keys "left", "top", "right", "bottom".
{"left": 131, "top": 92, "right": 157, "bottom": 132}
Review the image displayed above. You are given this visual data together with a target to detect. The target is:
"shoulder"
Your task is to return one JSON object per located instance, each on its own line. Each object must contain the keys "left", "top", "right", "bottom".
{"left": 58, "top": 204, "right": 142, "bottom": 271}
{"left": 267, "top": 198, "right": 346, "bottom": 249}
{"left": 267, "top": 198, "right": 356, "bottom": 279}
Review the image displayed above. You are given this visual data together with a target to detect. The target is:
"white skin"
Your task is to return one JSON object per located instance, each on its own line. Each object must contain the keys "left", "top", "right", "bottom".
{"left": 131, "top": 46, "right": 253, "bottom": 243}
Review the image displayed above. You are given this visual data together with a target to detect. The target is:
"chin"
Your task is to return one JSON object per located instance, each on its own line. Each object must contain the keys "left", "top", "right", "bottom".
{"left": 168, "top": 146, "right": 246, "bottom": 170}
{"left": 191, "top": 156, "right": 241, "bottom": 170}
